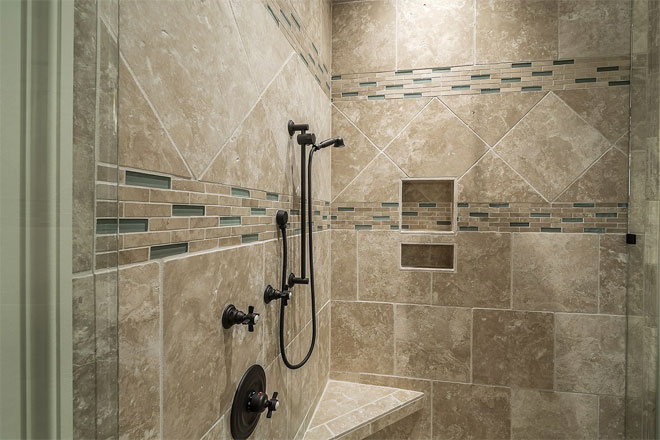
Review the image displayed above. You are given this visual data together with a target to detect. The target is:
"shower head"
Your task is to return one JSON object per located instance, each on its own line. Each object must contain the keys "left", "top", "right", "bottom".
{"left": 314, "top": 137, "right": 345, "bottom": 150}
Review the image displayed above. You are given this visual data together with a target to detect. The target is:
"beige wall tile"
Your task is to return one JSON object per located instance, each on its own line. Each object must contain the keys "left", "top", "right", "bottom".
{"left": 394, "top": 305, "right": 471, "bottom": 381}
{"left": 433, "top": 232, "right": 511, "bottom": 308}
{"left": 512, "top": 233, "right": 599, "bottom": 312}
{"left": 357, "top": 231, "right": 432, "bottom": 304}
{"left": 332, "top": 230, "right": 358, "bottom": 301}
{"left": 475, "top": 0, "right": 558, "bottom": 64}
{"left": 334, "top": 154, "right": 405, "bottom": 203}
{"left": 495, "top": 93, "right": 611, "bottom": 201}
{"left": 386, "top": 99, "right": 488, "bottom": 178}
{"left": 432, "top": 382, "right": 511, "bottom": 440}
{"left": 119, "top": 263, "right": 160, "bottom": 439}
{"left": 558, "top": 0, "right": 631, "bottom": 58}
{"left": 473, "top": 309, "right": 554, "bottom": 388}
{"left": 555, "top": 314, "right": 626, "bottom": 395}
{"left": 397, "top": 0, "right": 474, "bottom": 69}
{"left": 331, "top": 301, "right": 394, "bottom": 374}
{"left": 600, "top": 235, "right": 627, "bottom": 315}
{"left": 511, "top": 389, "right": 598, "bottom": 439}
{"left": 555, "top": 149, "right": 629, "bottom": 203}
{"left": 599, "top": 395, "right": 625, "bottom": 440}
{"left": 332, "top": 0, "right": 396, "bottom": 74}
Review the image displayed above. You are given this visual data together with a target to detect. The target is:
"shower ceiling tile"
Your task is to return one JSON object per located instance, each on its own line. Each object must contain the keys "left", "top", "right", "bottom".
{"left": 334, "top": 98, "right": 430, "bottom": 150}
{"left": 457, "top": 151, "right": 544, "bottom": 203}
{"left": 558, "top": 0, "right": 631, "bottom": 59}
{"left": 331, "top": 0, "right": 396, "bottom": 74}
{"left": 494, "top": 93, "right": 611, "bottom": 201}
{"left": 396, "top": 0, "right": 474, "bottom": 69}
{"left": 554, "top": 87, "right": 630, "bottom": 144}
{"left": 331, "top": 107, "right": 380, "bottom": 199}
{"left": 555, "top": 149, "right": 628, "bottom": 203}
{"left": 119, "top": 0, "right": 259, "bottom": 177}
{"left": 386, "top": 99, "right": 488, "bottom": 178}
{"left": 440, "top": 92, "right": 545, "bottom": 147}
{"left": 334, "top": 154, "right": 405, "bottom": 203}
{"left": 475, "top": 0, "right": 558, "bottom": 64}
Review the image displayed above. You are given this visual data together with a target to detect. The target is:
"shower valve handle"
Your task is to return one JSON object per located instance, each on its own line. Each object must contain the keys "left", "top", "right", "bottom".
{"left": 222, "top": 304, "right": 260, "bottom": 332}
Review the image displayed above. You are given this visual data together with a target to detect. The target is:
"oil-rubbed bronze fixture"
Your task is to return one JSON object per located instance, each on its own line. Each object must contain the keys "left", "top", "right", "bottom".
{"left": 230, "top": 364, "right": 279, "bottom": 439}
{"left": 222, "top": 305, "right": 259, "bottom": 332}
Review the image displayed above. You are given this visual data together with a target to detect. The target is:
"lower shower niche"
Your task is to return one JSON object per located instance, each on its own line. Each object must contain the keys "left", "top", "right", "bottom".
{"left": 400, "top": 243, "right": 455, "bottom": 271}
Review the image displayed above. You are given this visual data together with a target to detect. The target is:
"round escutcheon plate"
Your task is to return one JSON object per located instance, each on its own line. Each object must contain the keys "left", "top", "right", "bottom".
{"left": 230, "top": 364, "right": 266, "bottom": 440}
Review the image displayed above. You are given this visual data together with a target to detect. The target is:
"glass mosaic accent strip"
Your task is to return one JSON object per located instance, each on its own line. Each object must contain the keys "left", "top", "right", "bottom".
{"left": 220, "top": 216, "right": 241, "bottom": 226}
{"left": 541, "top": 227, "right": 561, "bottom": 233}
{"left": 251, "top": 208, "right": 267, "bottom": 216}
{"left": 553, "top": 59, "right": 574, "bottom": 65}
{"left": 395, "top": 70, "right": 413, "bottom": 75}
{"left": 562, "top": 217, "right": 584, "bottom": 223}
{"left": 290, "top": 12, "right": 300, "bottom": 30}
{"left": 522, "top": 86, "right": 542, "bottom": 92}
{"left": 436, "top": 220, "right": 452, "bottom": 225}
{"left": 597, "top": 66, "right": 619, "bottom": 72}
{"left": 413, "top": 78, "right": 432, "bottom": 83}
{"left": 290, "top": 209, "right": 300, "bottom": 215}
{"left": 231, "top": 187, "right": 250, "bottom": 198}
{"left": 471, "top": 74, "right": 490, "bottom": 80}
{"left": 265, "top": 4, "right": 279, "bottom": 26}
{"left": 481, "top": 88, "right": 500, "bottom": 94}
{"left": 575, "top": 77, "right": 597, "bottom": 83}
{"left": 331, "top": 215, "right": 338, "bottom": 220}
{"left": 312, "top": 42, "right": 319, "bottom": 56}
{"left": 512, "top": 62, "right": 532, "bottom": 68}
{"left": 242, "top": 233, "right": 259, "bottom": 243}
{"left": 172, "top": 205, "right": 205, "bottom": 216}
{"left": 457, "top": 203, "right": 469, "bottom": 208}
{"left": 432, "top": 67, "right": 451, "bottom": 72}
{"left": 150, "top": 243, "right": 188, "bottom": 259}
{"left": 266, "top": 192, "right": 279, "bottom": 201}
{"left": 489, "top": 203, "right": 509, "bottom": 208}
{"left": 360, "top": 81, "right": 377, "bottom": 87}
{"left": 510, "top": 222, "right": 530, "bottom": 227}
{"left": 125, "top": 170, "right": 171, "bottom": 189}
{"left": 401, "top": 225, "right": 410, "bottom": 229}
{"left": 460, "top": 226, "right": 478, "bottom": 231}
{"left": 342, "top": 92, "right": 358, "bottom": 97}
{"left": 618, "top": 203, "right": 628, "bottom": 208}
{"left": 279, "top": 9, "right": 291, "bottom": 27}
{"left": 368, "top": 95, "right": 385, "bottom": 100}
{"left": 354, "top": 225, "right": 372, "bottom": 230}
{"left": 299, "top": 53, "right": 308, "bottom": 66}
{"left": 338, "top": 207, "right": 354, "bottom": 212}
{"left": 373, "top": 216, "right": 390, "bottom": 221}
{"left": 419, "top": 202, "right": 437, "bottom": 208}
{"left": 595, "top": 212, "right": 617, "bottom": 218}
{"left": 532, "top": 70, "right": 552, "bottom": 77}
{"left": 501, "top": 77, "right": 521, "bottom": 83}
{"left": 584, "top": 227, "right": 605, "bottom": 233}
{"left": 609, "top": 80, "right": 630, "bottom": 86}
{"left": 530, "top": 212, "right": 551, "bottom": 218}
{"left": 331, "top": 75, "right": 341, "bottom": 80}
{"left": 382, "top": 202, "right": 399, "bottom": 207}
{"left": 386, "top": 84, "right": 403, "bottom": 90}
{"left": 97, "top": 219, "right": 118, "bottom": 235}
{"left": 402, "top": 211, "right": 418, "bottom": 217}
{"left": 574, "top": 202, "right": 595, "bottom": 208}
{"left": 452, "top": 85, "right": 470, "bottom": 91}
{"left": 314, "top": 210, "right": 321, "bottom": 216}
{"left": 390, "top": 225, "right": 400, "bottom": 230}
{"left": 404, "top": 93, "right": 422, "bottom": 98}
{"left": 469, "top": 212, "right": 488, "bottom": 217}
{"left": 120, "top": 219, "right": 149, "bottom": 233}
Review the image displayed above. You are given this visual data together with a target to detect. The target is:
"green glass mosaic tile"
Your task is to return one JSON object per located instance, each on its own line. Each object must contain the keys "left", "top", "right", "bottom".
{"left": 266, "top": 192, "right": 278, "bottom": 201}
{"left": 553, "top": 59, "right": 574, "bottom": 65}
{"left": 419, "top": 202, "right": 437, "bottom": 208}
{"left": 471, "top": 74, "right": 490, "bottom": 80}
{"left": 575, "top": 77, "right": 597, "bottom": 83}
{"left": 432, "top": 67, "right": 451, "bottom": 72}
{"left": 512, "top": 62, "right": 532, "bottom": 68}
{"left": 457, "top": 202, "right": 469, "bottom": 207}
{"left": 231, "top": 187, "right": 250, "bottom": 198}
{"left": 355, "top": 225, "right": 372, "bottom": 230}
{"left": 390, "top": 225, "right": 400, "bottom": 230}
{"left": 452, "top": 85, "right": 470, "bottom": 91}
{"left": 373, "top": 216, "right": 390, "bottom": 221}
{"left": 294, "top": 228, "right": 301, "bottom": 235}
{"left": 404, "top": 93, "right": 422, "bottom": 98}
{"left": 279, "top": 9, "right": 291, "bottom": 27}
{"left": 413, "top": 78, "right": 431, "bottom": 83}
{"left": 501, "top": 77, "right": 521, "bottom": 83}
{"left": 585, "top": 227, "right": 605, "bottom": 233}
{"left": 331, "top": 75, "right": 341, "bottom": 80}
{"left": 323, "top": 64, "right": 329, "bottom": 73}
{"left": 562, "top": 217, "right": 584, "bottom": 223}
{"left": 597, "top": 66, "right": 619, "bottom": 72}
{"left": 481, "top": 88, "right": 500, "bottom": 94}
{"left": 251, "top": 208, "right": 267, "bottom": 216}
{"left": 395, "top": 70, "right": 413, "bottom": 75}
{"left": 314, "top": 210, "right": 321, "bottom": 216}
{"left": 530, "top": 212, "right": 551, "bottom": 218}
{"left": 338, "top": 207, "right": 354, "bottom": 212}
{"left": 522, "top": 86, "right": 542, "bottom": 92}
{"left": 290, "top": 12, "right": 300, "bottom": 30}
{"left": 172, "top": 205, "right": 205, "bottom": 216}
{"left": 609, "top": 80, "right": 630, "bottom": 86}
{"left": 342, "top": 92, "right": 358, "bottom": 97}
{"left": 401, "top": 225, "right": 410, "bottom": 229}
{"left": 151, "top": 243, "right": 188, "bottom": 259}
{"left": 331, "top": 216, "right": 338, "bottom": 220}
{"left": 96, "top": 219, "right": 118, "bottom": 235}
{"left": 120, "top": 219, "right": 149, "bottom": 233}
{"left": 322, "top": 216, "right": 328, "bottom": 220}
{"left": 436, "top": 221, "right": 451, "bottom": 225}
{"left": 360, "top": 81, "right": 377, "bottom": 87}
{"left": 242, "top": 233, "right": 259, "bottom": 243}
{"left": 595, "top": 212, "right": 617, "bottom": 218}
{"left": 541, "top": 227, "right": 561, "bottom": 233}
{"left": 314, "top": 75, "right": 320, "bottom": 85}
{"left": 312, "top": 42, "right": 319, "bottom": 55}
{"left": 402, "top": 211, "right": 418, "bottom": 216}
{"left": 299, "top": 53, "right": 308, "bottom": 66}
{"left": 532, "top": 70, "right": 552, "bottom": 77}
{"left": 265, "top": 4, "right": 279, "bottom": 26}
{"left": 125, "top": 170, "right": 171, "bottom": 189}
{"left": 510, "top": 222, "right": 530, "bottom": 227}
{"left": 618, "top": 203, "right": 628, "bottom": 208}
{"left": 573, "top": 202, "right": 595, "bottom": 207}
{"left": 469, "top": 212, "right": 488, "bottom": 217}
{"left": 368, "top": 95, "right": 385, "bottom": 100}
{"left": 381, "top": 202, "right": 399, "bottom": 207}
{"left": 460, "top": 226, "right": 478, "bottom": 231}
{"left": 220, "top": 216, "right": 241, "bottom": 226}
{"left": 325, "top": 81, "right": 330, "bottom": 91}
{"left": 386, "top": 84, "right": 403, "bottom": 89}
{"left": 290, "top": 209, "right": 300, "bottom": 215}
{"left": 489, "top": 203, "right": 509, "bottom": 208}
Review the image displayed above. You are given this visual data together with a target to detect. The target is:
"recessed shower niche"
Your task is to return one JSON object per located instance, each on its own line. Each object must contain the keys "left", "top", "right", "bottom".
{"left": 400, "top": 179, "right": 455, "bottom": 233}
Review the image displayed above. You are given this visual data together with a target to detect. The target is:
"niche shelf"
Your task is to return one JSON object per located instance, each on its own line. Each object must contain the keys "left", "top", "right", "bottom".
{"left": 400, "top": 179, "right": 455, "bottom": 233}
{"left": 400, "top": 243, "right": 455, "bottom": 271}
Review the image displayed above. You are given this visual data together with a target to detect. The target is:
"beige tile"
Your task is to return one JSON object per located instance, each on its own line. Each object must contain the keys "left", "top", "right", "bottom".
{"left": 118, "top": 263, "right": 160, "bottom": 439}
{"left": 325, "top": 394, "right": 402, "bottom": 437}
{"left": 555, "top": 314, "right": 626, "bottom": 396}
{"left": 119, "top": 61, "right": 190, "bottom": 178}
{"left": 332, "top": 230, "right": 358, "bottom": 300}
{"left": 432, "top": 382, "right": 510, "bottom": 440}
{"left": 331, "top": 301, "right": 394, "bottom": 375}
{"left": 73, "top": 362, "right": 96, "bottom": 440}
{"left": 331, "top": 107, "right": 380, "bottom": 199}
{"left": 397, "top": 0, "right": 474, "bottom": 69}
{"left": 334, "top": 154, "right": 405, "bottom": 203}
{"left": 72, "top": 275, "right": 96, "bottom": 439}
{"left": 555, "top": 149, "right": 629, "bottom": 203}
{"left": 457, "top": 151, "right": 544, "bottom": 202}
{"left": 394, "top": 305, "right": 471, "bottom": 381}
{"left": 599, "top": 396, "right": 625, "bottom": 440}
{"left": 495, "top": 93, "right": 611, "bottom": 201}
{"left": 599, "top": 234, "right": 627, "bottom": 315}
{"left": 475, "top": 0, "right": 558, "bottom": 63}
{"left": 334, "top": 98, "right": 430, "bottom": 150}
{"left": 97, "top": 22, "right": 119, "bottom": 167}
{"left": 473, "top": 309, "right": 554, "bottom": 388}
{"left": 386, "top": 99, "right": 488, "bottom": 178}
{"left": 558, "top": 0, "right": 631, "bottom": 58}
{"left": 433, "top": 232, "right": 511, "bottom": 308}
{"left": 440, "top": 92, "right": 545, "bottom": 147}
{"left": 357, "top": 231, "right": 432, "bottom": 304}
{"left": 332, "top": 0, "right": 396, "bottom": 74}
{"left": 162, "top": 245, "right": 264, "bottom": 439}
{"left": 200, "top": 412, "right": 230, "bottom": 440}
{"left": 512, "top": 233, "right": 599, "bottom": 312}
{"left": 554, "top": 87, "right": 630, "bottom": 144}
{"left": 120, "top": 0, "right": 258, "bottom": 177}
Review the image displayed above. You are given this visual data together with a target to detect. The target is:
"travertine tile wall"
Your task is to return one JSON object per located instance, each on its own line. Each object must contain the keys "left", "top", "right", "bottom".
{"left": 329, "top": 1, "right": 631, "bottom": 439}
{"left": 109, "top": 1, "right": 333, "bottom": 439}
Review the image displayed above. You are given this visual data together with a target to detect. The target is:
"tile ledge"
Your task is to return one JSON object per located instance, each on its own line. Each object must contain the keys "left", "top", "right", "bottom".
{"left": 303, "top": 380, "right": 425, "bottom": 440}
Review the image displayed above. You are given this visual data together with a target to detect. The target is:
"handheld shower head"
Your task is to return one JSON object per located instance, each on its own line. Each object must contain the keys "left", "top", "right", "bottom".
{"left": 314, "top": 137, "right": 345, "bottom": 150}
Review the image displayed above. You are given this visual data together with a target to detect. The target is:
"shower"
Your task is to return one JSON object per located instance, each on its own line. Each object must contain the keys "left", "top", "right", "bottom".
{"left": 264, "top": 121, "right": 344, "bottom": 370}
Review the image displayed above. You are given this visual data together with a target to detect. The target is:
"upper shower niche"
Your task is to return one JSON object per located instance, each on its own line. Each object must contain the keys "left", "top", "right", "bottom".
{"left": 401, "top": 179, "right": 455, "bottom": 232}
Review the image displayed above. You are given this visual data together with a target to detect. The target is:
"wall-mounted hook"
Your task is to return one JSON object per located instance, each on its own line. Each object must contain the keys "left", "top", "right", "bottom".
{"left": 222, "top": 305, "right": 259, "bottom": 332}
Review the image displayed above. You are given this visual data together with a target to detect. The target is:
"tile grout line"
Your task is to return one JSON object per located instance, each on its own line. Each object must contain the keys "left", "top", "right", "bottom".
{"left": 158, "top": 260, "right": 164, "bottom": 439}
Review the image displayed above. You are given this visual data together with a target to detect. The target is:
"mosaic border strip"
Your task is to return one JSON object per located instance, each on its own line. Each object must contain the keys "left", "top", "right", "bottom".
{"left": 262, "top": 0, "right": 332, "bottom": 97}
{"left": 332, "top": 56, "right": 630, "bottom": 101}
{"left": 331, "top": 201, "right": 627, "bottom": 234}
